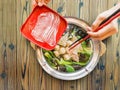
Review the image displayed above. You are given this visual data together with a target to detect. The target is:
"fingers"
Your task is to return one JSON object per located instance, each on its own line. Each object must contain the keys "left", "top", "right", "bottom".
{"left": 88, "top": 29, "right": 116, "bottom": 40}
{"left": 44, "top": 0, "right": 50, "bottom": 4}
{"left": 92, "top": 30, "right": 116, "bottom": 40}
{"left": 37, "top": 0, "right": 45, "bottom": 6}
{"left": 91, "top": 10, "right": 114, "bottom": 30}
{"left": 32, "top": 0, "right": 50, "bottom": 8}
{"left": 32, "top": 0, "right": 37, "bottom": 9}
{"left": 32, "top": 0, "right": 44, "bottom": 6}
{"left": 91, "top": 15, "right": 106, "bottom": 30}
{"left": 36, "top": 0, "right": 50, "bottom": 5}
{"left": 91, "top": 3, "right": 120, "bottom": 30}
{"left": 87, "top": 19, "right": 118, "bottom": 40}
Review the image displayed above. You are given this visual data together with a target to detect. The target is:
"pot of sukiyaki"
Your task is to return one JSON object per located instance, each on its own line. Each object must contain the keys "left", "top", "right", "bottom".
{"left": 36, "top": 17, "right": 101, "bottom": 80}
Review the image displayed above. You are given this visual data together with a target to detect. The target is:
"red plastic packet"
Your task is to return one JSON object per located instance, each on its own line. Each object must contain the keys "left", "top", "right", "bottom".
{"left": 21, "top": 5, "right": 67, "bottom": 50}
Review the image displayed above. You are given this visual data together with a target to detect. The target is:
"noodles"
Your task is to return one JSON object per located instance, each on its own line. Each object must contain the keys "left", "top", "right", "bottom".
{"left": 31, "top": 12, "right": 60, "bottom": 46}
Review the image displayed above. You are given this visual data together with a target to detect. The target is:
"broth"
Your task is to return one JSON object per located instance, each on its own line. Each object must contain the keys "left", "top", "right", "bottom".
{"left": 43, "top": 24, "right": 93, "bottom": 72}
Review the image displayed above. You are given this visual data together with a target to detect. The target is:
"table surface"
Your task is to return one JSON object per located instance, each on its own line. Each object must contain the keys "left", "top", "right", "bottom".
{"left": 0, "top": 0, "right": 120, "bottom": 90}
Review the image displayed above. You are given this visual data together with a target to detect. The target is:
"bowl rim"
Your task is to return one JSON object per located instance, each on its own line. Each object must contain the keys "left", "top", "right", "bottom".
{"left": 36, "top": 17, "right": 101, "bottom": 80}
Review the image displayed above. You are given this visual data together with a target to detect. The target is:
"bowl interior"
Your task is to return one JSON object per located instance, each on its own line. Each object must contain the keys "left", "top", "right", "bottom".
{"left": 36, "top": 17, "right": 100, "bottom": 80}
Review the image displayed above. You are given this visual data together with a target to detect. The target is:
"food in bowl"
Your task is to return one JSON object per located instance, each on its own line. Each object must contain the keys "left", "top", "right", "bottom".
{"left": 37, "top": 17, "right": 100, "bottom": 80}
{"left": 43, "top": 24, "right": 93, "bottom": 72}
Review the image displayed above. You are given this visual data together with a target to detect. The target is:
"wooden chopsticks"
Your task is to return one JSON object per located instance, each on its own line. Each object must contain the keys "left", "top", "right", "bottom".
{"left": 69, "top": 8, "right": 120, "bottom": 50}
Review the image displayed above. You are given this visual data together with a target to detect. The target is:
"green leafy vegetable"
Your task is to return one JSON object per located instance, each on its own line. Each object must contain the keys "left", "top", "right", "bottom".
{"left": 44, "top": 51, "right": 57, "bottom": 69}
{"left": 72, "top": 61, "right": 89, "bottom": 66}
{"left": 81, "top": 41, "right": 87, "bottom": 48}
{"left": 56, "top": 58, "right": 72, "bottom": 65}
{"left": 44, "top": 52, "right": 53, "bottom": 60}
{"left": 65, "top": 65, "right": 75, "bottom": 72}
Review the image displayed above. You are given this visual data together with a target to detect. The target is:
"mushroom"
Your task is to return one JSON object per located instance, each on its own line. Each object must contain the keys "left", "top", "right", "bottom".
{"left": 54, "top": 45, "right": 60, "bottom": 51}
{"left": 66, "top": 40, "right": 73, "bottom": 46}
{"left": 59, "top": 47, "right": 66, "bottom": 55}
{"left": 63, "top": 54, "right": 71, "bottom": 60}
{"left": 54, "top": 51, "right": 60, "bottom": 57}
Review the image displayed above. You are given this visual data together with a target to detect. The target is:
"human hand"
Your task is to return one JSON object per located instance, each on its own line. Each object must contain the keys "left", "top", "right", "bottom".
{"left": 32, "top": 0, "right": 50, "bottom": 8}
{"left": 87, "top": 3, "right": 120, "bottom": 40}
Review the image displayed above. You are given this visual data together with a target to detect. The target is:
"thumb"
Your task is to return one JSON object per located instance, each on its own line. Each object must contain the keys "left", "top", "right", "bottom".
{"left": 91, "top": 15, "right": 106, "bottom": 30}
{"left": 32, "top": 0, "right": 38, "bottom": 9}
{"left": 38, "top": 2, "right": 44, "bottom": 6}
{"left": 37, "top": 0, "right": 50, "bottom": 6}
{"left": 87, "top": 27, "right": 93, "bottom": 31}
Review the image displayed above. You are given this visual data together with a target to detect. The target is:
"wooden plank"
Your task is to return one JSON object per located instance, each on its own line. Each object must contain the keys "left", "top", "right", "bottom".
{"left": 41, "top": 72, "right": 52, "bottom": 90}
{"left": 77, "top": 77, "right": 88, "bottom": 90}
{"left": 0, "top": 0, "right": 5, "bottom": 90}
{"left": 16, "top": 0, "right": 23, "bottom": 90}
{"left": 7, "top": 0, "right": 17, "bottom": 89}
{"left": 89, "top": 0, "right": 108, "bottom": 24}
{"left": 28, "top": 48, "right": 42, "bottom": 90}
{"left": 40, "top": 71, "right": 47, "bottom": 90}
{"left": 16, "top": 0, "right": 31, "bottom": 90}
{"left": 105, "top": 1, "right": 120, "bottom": 90}
{"left": 116, "top": 19, "right": 120, "bottom": 90}
{"left": 28, "top": 48, "right": 35, "bottom": 90}
{"left": 62, "top": 0, "right": 79, "bottom": 17}
{"left": 0, "top": 0, "right": 8, "bottom": 89}
{"left": 1, "top": 0, "right": 17, "bottom": 90}
{"left": 29, "top": 50, "right": 44, "bottom": 90}
{"left": 89, "top": 0, "right": 108, "bottom": 90}
{"left": 78, "top": 0, "right": 90, "bottom": 22}
{"left": 51, "top": 78, "right": 61, "bottom": 90}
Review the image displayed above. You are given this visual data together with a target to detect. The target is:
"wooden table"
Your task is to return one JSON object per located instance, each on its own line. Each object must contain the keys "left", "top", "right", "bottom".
{"left": 0, "top": 0, "right": 120, "bottom": 90}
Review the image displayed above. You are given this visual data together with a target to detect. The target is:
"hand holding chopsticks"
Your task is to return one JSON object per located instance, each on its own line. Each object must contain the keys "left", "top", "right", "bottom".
{"left": 87, "top": 3, "right": 120, "bottom": 40}
{"left": 69, "top": 4, "right": 120, "bottom": 50}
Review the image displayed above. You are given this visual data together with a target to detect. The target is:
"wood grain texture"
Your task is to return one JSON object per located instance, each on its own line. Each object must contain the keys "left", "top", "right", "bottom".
{"left": 0, "top": 0, "right": 120, "bottom": 90}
